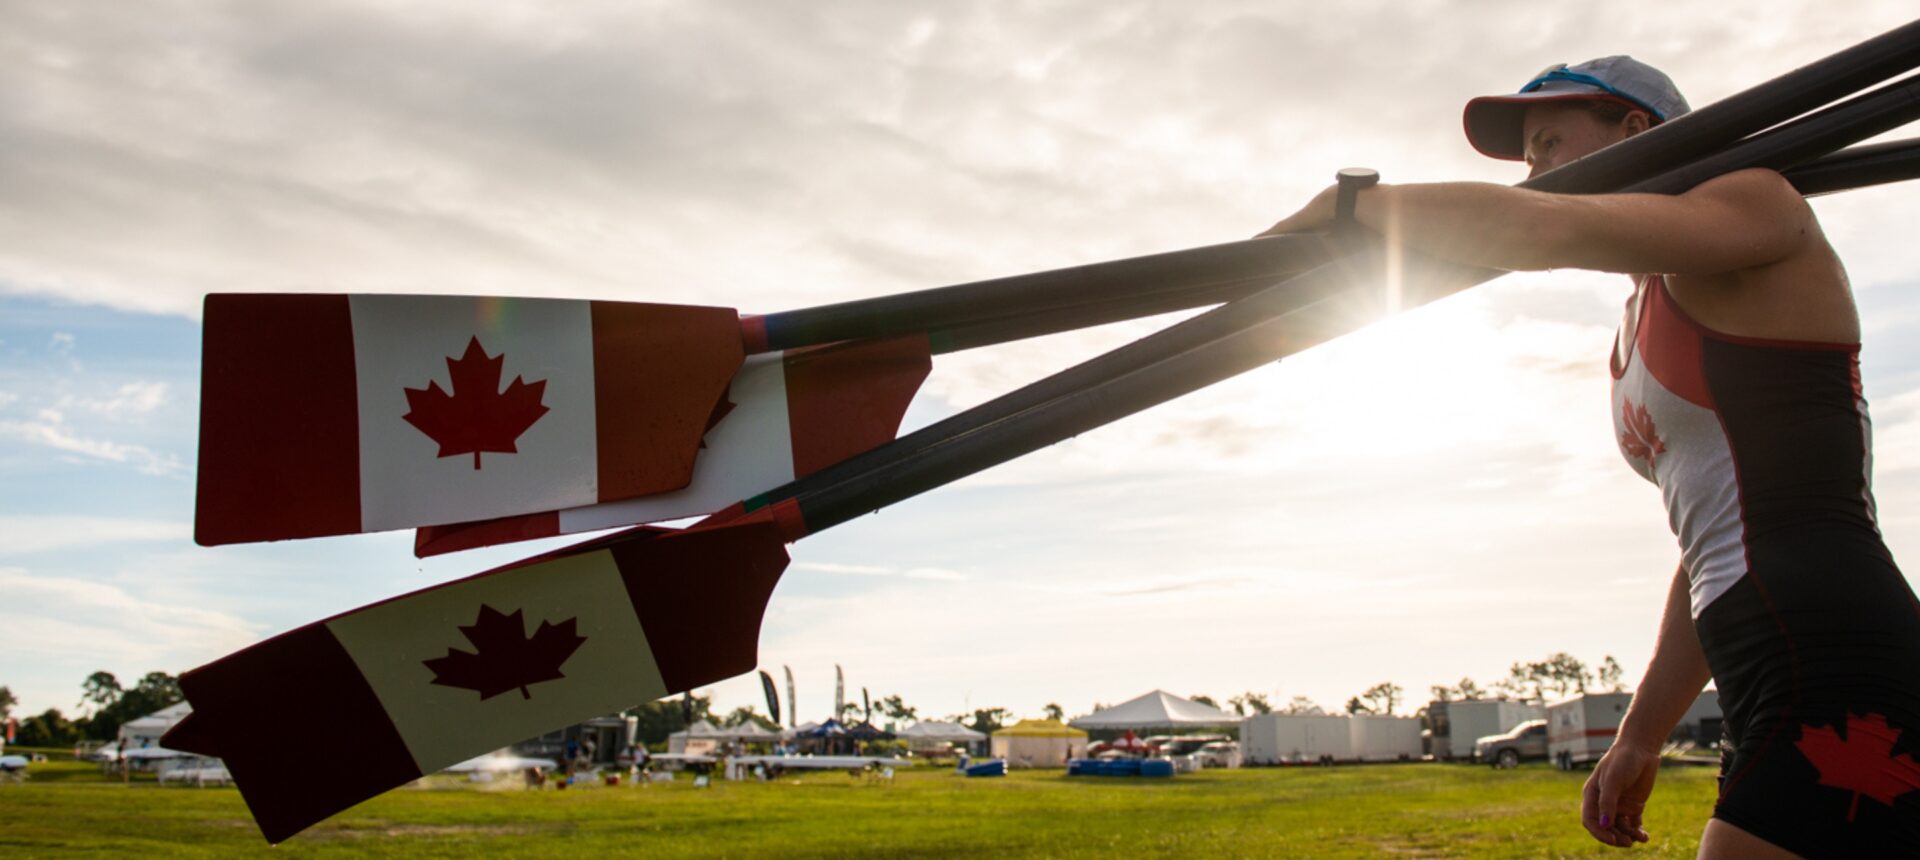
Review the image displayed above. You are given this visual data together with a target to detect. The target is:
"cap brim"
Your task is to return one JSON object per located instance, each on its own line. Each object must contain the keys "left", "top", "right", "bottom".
{"left": 1462, "top": 92, "right": 1633, "bottom": 161}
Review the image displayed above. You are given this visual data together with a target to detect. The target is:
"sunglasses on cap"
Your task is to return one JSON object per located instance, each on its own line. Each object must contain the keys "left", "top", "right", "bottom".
{"left": 1520, "top": 64, "right": 1667, "bottom": 120}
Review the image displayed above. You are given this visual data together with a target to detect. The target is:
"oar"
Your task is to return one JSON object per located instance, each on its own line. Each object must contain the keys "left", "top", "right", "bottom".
{"left": 407, "top": 51, "right": 1920, "bottom": 560}
{"left": 167, "top": 18, "right": 1920, "bottom": 844}
{"left": 198, "top": 235, "right": 1336, "bottom": 548}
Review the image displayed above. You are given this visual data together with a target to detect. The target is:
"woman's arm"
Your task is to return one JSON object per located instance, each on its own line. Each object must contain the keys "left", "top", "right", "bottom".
{"left": 1581, "top": 564, "right": 1716, "bottom": 847}
{"left": 1260, "top": 168, "right": 1813, "bottom": 276}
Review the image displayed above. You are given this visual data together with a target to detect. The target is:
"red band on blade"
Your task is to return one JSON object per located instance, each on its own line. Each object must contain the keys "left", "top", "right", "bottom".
{"left": 740, "top": 314, "right": 769, "bottom": 354}
{"left": 195, "top": 294, "right": 362, "bottom": 545}
{"left": 414, "top": 511, "right": 562, "bottom": 558}
{"left": 767, "top": 498, "right": 809, "bottom": 542}
{"left": 589, "top": 302, "right": 744, "bottom": 502}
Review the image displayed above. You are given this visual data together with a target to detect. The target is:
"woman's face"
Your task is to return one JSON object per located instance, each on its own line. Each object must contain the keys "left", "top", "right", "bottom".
{"left": 1521, "top": 102, "right": 1642, "bottom": 179}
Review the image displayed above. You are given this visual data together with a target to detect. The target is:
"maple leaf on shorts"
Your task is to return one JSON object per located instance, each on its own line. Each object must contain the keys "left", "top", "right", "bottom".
{"left": 422, "top": 604, "right": 588, "bottom": 701}
{"left": 1794, "top": 712, "right": 1920, "bottom": 822}
{"left": 402, "top": 337, "right": 551, "bottom": 469}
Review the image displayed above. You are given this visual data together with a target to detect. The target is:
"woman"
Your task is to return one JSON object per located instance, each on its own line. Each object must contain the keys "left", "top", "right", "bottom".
{"left": 1262, "top": 56, "right": 1920, "bottom": 858}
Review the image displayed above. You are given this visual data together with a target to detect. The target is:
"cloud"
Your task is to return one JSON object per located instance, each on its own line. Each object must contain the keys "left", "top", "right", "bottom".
{"left": 0, "top": 566, "right": 263, "bottom": 711}
{"left": 57, "top": 381, "right": 168, "bottom": 421}
{"left": 0, "top": 516, "right": 191, "bottom": 555}
{"left": 0, "top": 412, "right": 183, "bottom": 475}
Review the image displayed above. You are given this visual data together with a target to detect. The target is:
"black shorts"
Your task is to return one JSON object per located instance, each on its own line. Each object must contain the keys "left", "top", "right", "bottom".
{"left": 1694, "top": 533, "right": 1920, "bottom": 858}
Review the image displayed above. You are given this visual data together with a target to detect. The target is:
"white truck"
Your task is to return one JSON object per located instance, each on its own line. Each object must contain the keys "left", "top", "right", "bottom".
{"left": 1239, "top": 714, "right": 1353, "bottom": 765}
{"left": 1547, "top": 692, "right": 1633, "bottom": 769}
{"left": 1348, "top": 715, "right": 1423, "bottom": 762}
{"left": 1428, "top": 699, "right": 1545, "bottom": 761}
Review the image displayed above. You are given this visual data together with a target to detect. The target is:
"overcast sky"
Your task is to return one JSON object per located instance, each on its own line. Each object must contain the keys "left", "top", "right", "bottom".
{"left": 5, "top": 1, "right": 1919, "bottom": 727}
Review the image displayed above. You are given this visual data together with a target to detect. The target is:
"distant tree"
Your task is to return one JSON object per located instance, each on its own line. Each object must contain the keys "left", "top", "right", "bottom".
{"left": 15, "top": 708, "right": 80, "bottom": 748}
{"left": 955, "top": 707, "right": 1012, "bottom": 735}
{"left": 878, "top": 694, "right": 918, "bottom": 723}
{"left": 1537, "top": 653, "right": 1592, "bottom": 698}
{"left": 1429, "top": 685, "right": 1453, "bottom": 704}
{"left": 78, "top": 671, "right": 121, "bottom": 716}
{"left": 0, "top": 685, "right": 16, "bottom": 720}
{"left": 1088, "top": 702, "right": 1111, "bottom": 714}
{"left": 631, "top": 693, "right": 713, "bottom": 745}
{"left": 1455, "top": 677, "right": 1486, "bottom": 701}
{"left": 1041, "top": 703, "right": 1065, "bottom": 721}
{"left": 1359, "top": 682, "right": 1403, "bottom": 716}
{"left": 721, "top": 706, "right": 777, "bottom": 731}
{"left": 1282, "top": 696, "right": 1324, "bottom": 715}
{"left": 1597, "top": 656, "right": 1627, "bottom": 693}
{"left": 836, "top": 701, "right": 862, "bottom": 722}
{"left": 1189, "top": 694, "right": 1220, "bottom": 709}
{"left": 1228, "top": 692, "right": 1273, "bottom": 716}
{"left": 1345, "top": 696, "right": 1371, "bottom": 715}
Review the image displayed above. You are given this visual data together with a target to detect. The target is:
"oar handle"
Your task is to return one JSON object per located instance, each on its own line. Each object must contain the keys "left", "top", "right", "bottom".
{"left": 1333, "top": 167, "right": 1380, "bottom": 233}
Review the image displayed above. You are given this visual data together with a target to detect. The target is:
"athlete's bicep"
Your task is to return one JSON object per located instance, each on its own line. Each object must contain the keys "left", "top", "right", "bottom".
{"left": 1550, "top": 169, "right": 1813, "bottom": 275}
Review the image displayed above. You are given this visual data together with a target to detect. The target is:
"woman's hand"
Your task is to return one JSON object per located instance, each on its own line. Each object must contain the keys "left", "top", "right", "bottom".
{"left": 1582, "top": 741, "right": 1661, "bottom": 847}
{"left": 1255, "top": 183, "right": 1343, "bottom": 238}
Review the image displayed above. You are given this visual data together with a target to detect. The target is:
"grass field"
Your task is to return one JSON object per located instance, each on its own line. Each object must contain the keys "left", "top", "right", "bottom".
{"left": 0, "top": 752, "right": 1722, "bottom": 858}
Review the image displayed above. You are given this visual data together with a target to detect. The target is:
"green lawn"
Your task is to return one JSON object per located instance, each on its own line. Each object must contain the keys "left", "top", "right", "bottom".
{"left": 0, "top": 754, "right": 1721, "bottom": 858}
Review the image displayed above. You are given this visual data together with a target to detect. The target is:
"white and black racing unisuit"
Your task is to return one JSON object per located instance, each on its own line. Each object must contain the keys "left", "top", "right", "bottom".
{"left": 1610, "top": 273, "right": 1920, "bottom": 855}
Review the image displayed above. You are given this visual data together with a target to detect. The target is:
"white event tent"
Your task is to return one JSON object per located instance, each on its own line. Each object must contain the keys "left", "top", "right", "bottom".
{"left": 897, "top": 720, "right": 986, "bottom": 752}
{"left": 1070, "top": 690, "right": 1240, "bottom": 731}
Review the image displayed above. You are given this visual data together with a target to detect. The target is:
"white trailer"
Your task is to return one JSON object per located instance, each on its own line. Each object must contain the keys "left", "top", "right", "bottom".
{"left": 1428, "top": 700, "right": 1545, "bottom": 761}
{"left": 1239, "top": 714, "right": 1353, "bottom": 765}
{"left": 1348, "top": 715, "right": 1423, "bottom": 762}
{"left": 1547, "top": 693, "right": 1633, "bottom": 768}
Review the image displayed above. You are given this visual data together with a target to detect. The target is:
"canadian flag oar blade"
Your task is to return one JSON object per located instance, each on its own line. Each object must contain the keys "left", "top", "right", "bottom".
{"left": 163, "top": 513, "right": 793, "bottom": 844}
{"left": 412, "top": 334, "right": 932, "bottom": 557}
{"left": 194, "top": 294, "right": 744, "bottom": 546}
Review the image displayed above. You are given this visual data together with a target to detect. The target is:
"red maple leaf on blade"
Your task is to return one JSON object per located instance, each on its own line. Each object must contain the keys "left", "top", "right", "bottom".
{"left": 422, "top": 604, "right": 587, "bottom": 701}
{"left": 1794, "top": 712, "right": 1920, "bottom": 822}
{"left": 1619, "top": 398, "right": 1666, "bottom": 466}
{"left": 402, "top": 337, "right": 551, "bottom": 469}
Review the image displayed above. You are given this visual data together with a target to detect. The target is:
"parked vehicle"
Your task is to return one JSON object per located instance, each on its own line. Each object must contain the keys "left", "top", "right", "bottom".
{"left": 1475, "top": 719, "right": 1549, "bottom": 769}
{"left": 1239, "top": 714, "right": 1352, "bottom": 765}
{"left": 1429, "top": 700, "right": 1545, "bottom": 761}
{"left": 1193, "top": 741, "right": 1241, "bottom": 769}
{"left": 1547, "top": 693, "right": 1633, "bottom": 769}
{"left": 1348, "top": 715, "right": 1422, "bottom": 762}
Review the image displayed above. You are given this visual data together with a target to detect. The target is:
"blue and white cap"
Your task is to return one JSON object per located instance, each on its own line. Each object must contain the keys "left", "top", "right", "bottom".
{"left": 1464, "top": 56, "right": 1690, "bottom": 161}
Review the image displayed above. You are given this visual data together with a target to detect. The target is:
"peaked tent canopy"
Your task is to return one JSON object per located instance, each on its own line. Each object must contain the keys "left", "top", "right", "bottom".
{"left": 1069, "top": 690, "right": 1240, "bottom": 730}
{"left": 898, "top": 720, "right": 987, "bottom": 742}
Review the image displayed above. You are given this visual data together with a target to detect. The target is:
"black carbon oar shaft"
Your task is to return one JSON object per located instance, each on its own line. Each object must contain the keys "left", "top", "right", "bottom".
{"left": 1782, "top": 136, "right": 1920, "bottom": 196}
{"left": 754, "top": 233, "right": 1334, "bottom": 352}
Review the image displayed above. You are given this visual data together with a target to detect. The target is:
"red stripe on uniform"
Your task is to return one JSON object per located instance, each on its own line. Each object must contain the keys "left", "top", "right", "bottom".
{"left": 1637, "top": 277, "right": 1715, "bottom": 410}
{"left": 163, "top": 623, "right": 418, "bottom": 844}
{"left": 783, "top": 334, "right": 932, "bottom": 478}
{"left": 588, "top": 302, "right": 744, "bottom": 502}
{"left": 195, "top": 294, "right": 362, "bottom": 546}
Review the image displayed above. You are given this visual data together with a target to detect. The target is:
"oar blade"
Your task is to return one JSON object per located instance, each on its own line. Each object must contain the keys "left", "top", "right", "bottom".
{"left": 194, "top": 294, "right": 744, "bottom": 546}
{"left": 163, "top": 514, "right": 791, "bottom": 843}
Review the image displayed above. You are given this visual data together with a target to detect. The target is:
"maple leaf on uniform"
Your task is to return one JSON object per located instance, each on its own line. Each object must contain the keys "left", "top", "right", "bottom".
{"left": 402, "top": 337, "right": 551, "bottom": 469}
{"left": 1619, "top": 398, "right": 1666, "bottom": 466}
{"left": 1794, "top": 712, "right": 1920, "bottom": 822}
{"left": 422, "top": 604, "right": 587, "bottom": 701}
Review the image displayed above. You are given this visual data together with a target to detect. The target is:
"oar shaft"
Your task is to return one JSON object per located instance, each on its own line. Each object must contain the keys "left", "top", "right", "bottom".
{"left": 1783, "top": 136, "right": 1920, "bottom": 196}
{"left": 785, "top": 31, "right": 1920, "bottom": 536}
{"left": 751, "top": 233, "right": 1335, "bottom": 352}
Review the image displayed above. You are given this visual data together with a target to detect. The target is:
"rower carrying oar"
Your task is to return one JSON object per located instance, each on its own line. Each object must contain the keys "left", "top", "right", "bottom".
{"left": 166, "top": 18, "right": 1920, "bottom": 844}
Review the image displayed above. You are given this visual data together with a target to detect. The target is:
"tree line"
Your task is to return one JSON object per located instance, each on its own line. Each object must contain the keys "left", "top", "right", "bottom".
{"left": 1, "top": 671, "right": 183, "bottom": 748}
